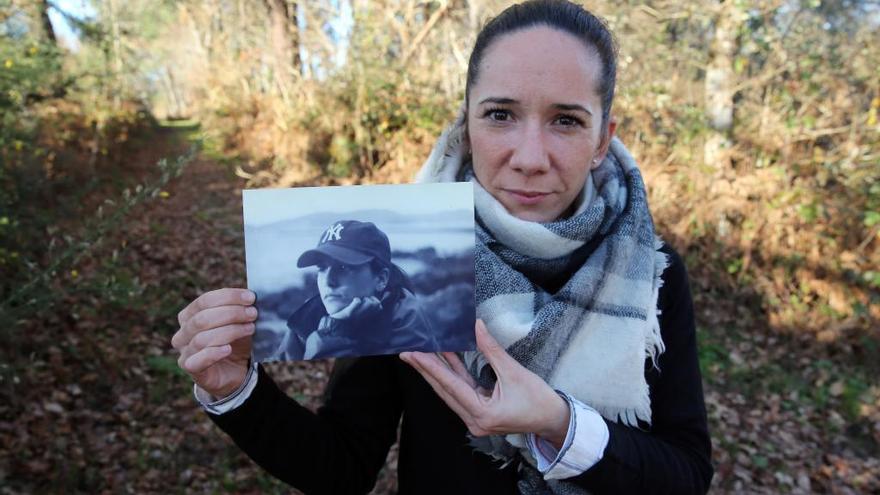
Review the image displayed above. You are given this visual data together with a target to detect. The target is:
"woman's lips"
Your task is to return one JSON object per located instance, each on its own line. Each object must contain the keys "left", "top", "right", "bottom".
{"left": 504, "top": 189, "right": 550, "bottom": 205}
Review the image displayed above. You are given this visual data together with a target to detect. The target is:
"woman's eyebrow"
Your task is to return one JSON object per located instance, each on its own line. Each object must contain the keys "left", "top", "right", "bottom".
{"left": 478, "top": 97, "right": 517, "bottom": 105}
{"left": 553, "top": 103, "right": 592, "bottom": 116}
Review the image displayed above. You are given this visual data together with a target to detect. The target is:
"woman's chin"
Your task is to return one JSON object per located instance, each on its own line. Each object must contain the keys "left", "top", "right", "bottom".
{"left": 495, "top": 194, "right": 563, "bottom": 223}
{"left": 322, "top": 300, "right": 349, "bottom": 315}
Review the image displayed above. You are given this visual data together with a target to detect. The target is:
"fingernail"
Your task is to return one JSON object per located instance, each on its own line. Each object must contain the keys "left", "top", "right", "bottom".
{"left": 246, "top": 307, "right": 257, "bottom": 317}
{"left": 241, "top": 290, "right": 255, "bottom": 303}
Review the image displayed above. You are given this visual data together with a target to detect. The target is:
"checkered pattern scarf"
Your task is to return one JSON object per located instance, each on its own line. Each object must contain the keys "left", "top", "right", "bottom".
{"left": 416, "top": 113, "right": 667, "bottom": 494}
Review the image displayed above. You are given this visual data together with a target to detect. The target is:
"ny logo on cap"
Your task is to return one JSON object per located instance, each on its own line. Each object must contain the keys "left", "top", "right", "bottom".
{"left": 321, "top": 223, "right": 345, "bottom": 243}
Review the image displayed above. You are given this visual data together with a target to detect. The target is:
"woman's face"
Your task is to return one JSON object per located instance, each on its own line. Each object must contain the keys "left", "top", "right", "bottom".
{"left": 315, "top": 258, "right": 386, "bottom": 315}
{"left": 467, "top": 26, "right": 615, "bottom": 222}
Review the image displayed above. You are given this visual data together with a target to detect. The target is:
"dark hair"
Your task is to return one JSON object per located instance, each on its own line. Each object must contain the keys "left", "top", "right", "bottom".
{"left": 465, "top": 0, "right": 618, "bottom": 130}
{"left": 369, "top": 259, "right": 414, "bottom": 294}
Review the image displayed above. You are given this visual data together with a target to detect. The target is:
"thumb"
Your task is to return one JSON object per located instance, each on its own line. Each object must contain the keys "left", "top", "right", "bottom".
{"left": 475, "top": 319, "right": 512, "bottom": 372}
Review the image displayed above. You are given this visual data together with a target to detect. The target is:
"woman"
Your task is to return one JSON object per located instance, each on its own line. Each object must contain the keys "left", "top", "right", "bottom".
{"left": 171, "top": 1, "right": 713, "bottom": 493}
{"left": 272, "top": 219, "right": 436, "bottom": 361}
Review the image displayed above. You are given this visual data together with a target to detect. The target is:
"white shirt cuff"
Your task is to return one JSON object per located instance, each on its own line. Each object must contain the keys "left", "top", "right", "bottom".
{"left": 526, "top": 391, "right": 610, "bottom": 480}
{"left": 193, "top": 361, "right": 259, "bottom": 415}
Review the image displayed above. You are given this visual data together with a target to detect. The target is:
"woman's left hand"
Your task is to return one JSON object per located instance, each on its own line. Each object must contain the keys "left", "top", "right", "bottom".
{"left": 328, "top": 295, "right": 383, "bottom": 320}
{"left": 400, "top": 320, "right": 570, "bottom": 448}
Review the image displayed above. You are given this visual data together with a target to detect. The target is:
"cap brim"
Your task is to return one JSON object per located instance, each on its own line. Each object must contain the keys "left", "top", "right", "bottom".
{"left": 297, "top": 244, "right": 374, "bottom": 268}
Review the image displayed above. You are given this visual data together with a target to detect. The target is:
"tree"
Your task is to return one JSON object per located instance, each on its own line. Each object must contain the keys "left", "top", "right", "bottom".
{"left": 37, "top": 0, "right": 55, "bottom": 43}
{"left": 704, "top": 0, "right": 744, "bottom": 168}
{"left": 264, "top": 0, "right": 301, "bottom": 85}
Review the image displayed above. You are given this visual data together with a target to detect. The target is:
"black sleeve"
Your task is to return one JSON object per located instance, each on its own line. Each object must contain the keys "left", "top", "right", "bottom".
{"left": 570, "top": 247, "right": 714, "bottom": 494}
{"left": 207, "top": 356, "right": 403, "bottom": 495}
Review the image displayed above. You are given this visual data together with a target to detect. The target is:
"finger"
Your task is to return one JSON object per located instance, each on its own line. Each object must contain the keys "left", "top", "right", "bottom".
{"left": 357, "top": 297, "right": 381, "bottom": 315}
{"left": 184, "top": 344, "right": 232, "bottom": 374}
{"left": 474, "top": 319, "right": 513, "bottom": 373}
{"left": 177, "top": 288, "right": 255, "bottom": 327}
{"left": 171, "top": 327, "right": 187, "bottom": 351}
{"left": 440, "top": 352, "right": 477, "bottom": 389}
{"left": 177, "top": 342, "right": 202, "bottom": 370}
{"left": 189, "top": 322, "right": 256, "bottom": 352}
{"left": 174, "top": 304, "right": 257, "bottom": 349}
{"left": 174, "top": 304, "right": 255, "bottom": 349}
{"left": 178, "top": 345, "right": 194, "bottom": 369}
{"left": 177, "top": 333, "right": 212, "bottom": 368}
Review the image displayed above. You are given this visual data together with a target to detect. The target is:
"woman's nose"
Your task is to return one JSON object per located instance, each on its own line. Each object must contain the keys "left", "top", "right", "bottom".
{"left": 510, "top": 123, "right": 550, "bottom": 176}
{"left": 324, "top": 267, "right": 340, "bottom": 287}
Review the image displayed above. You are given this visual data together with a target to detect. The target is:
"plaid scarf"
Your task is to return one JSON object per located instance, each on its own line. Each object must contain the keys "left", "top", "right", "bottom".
{"left": 416, "top": 113, "right": 667, "bottom": 494}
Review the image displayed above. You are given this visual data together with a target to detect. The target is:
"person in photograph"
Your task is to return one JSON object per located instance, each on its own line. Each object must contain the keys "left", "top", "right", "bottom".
{"left": 273, "top": 220, "right": 437, "bottom": 360}
{"left": 172, "top": 1, "right": 713, "bottom": 493}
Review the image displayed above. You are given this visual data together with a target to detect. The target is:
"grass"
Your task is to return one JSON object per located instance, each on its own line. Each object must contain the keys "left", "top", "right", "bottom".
{"left": 698, "top": 323, "right": 879, "bottom": 461}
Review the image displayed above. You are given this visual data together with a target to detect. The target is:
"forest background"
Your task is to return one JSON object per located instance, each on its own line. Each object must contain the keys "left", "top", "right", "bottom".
{"left": 1, "top": 0, "right": 878, "bottom": 493}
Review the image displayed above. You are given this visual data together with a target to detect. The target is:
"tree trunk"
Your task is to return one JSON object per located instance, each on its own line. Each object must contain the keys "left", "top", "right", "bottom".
{"left": 467, "top": 0, "right": 482, "bottom": 33}
{"left": 38, "top": 0, "right": 57, "bottom": 44}
{"left": 704, "top": 0, "right": 741, "bottom": 168}
{"left": 263, "top": 0, "right": 301, "bottom": 82}
{"left": 107, "top": 0, "right": 123, "bottom": 109}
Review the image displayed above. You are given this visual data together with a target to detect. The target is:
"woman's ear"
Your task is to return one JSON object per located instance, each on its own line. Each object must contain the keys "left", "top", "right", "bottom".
{"left": 462, "top": 108, "right": 472, "bottom": 157}
{"left": 591, "top": 116, "right": 618, "bottom": 170}
{"left": 375, "top": 267, "right": 390, "bottom": 292}
{"left": 458, "top": 99, "right": 474, "bottom": 154}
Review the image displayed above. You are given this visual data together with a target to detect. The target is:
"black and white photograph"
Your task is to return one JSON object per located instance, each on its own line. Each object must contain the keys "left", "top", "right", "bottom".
{"left": 243, "top": 183, "right": 475, "bottom": 362}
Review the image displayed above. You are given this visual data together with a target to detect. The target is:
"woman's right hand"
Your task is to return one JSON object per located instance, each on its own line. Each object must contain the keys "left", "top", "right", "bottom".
{"left": 171, "top": 288, "right": 258, "bottom": 399}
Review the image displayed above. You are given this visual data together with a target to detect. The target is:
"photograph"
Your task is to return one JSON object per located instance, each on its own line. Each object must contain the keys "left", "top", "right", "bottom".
{"left": 243, "top": 183, "right": 476, "bottom": 362}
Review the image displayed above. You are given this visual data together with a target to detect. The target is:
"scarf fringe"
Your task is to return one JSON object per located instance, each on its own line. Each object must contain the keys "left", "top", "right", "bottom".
{"left": 647, "top": 236, "right": 669, "bottom": 370}
{"left": 597, "top": 236, "right": 670, "bottom": 429}
{"left": 594, "top": 397, "right": 653, "bottom": 429}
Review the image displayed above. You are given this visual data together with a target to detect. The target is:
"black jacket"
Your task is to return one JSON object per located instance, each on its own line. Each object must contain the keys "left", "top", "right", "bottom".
{"left": 275, "top": 287, "right": 437, "bottom": 360}
{"left": 208, "top": 246, "right": 714, "bottom": 494}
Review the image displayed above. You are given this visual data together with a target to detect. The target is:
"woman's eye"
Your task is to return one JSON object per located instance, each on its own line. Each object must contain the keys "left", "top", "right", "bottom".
{"left": 555, "top": 114, "right": 583, "bottom": 127}
{"left": 484, "top": 108, "right": 511, "bottom": 122}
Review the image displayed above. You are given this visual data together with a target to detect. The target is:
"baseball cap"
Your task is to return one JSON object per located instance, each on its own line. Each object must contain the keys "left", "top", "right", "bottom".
{"left": 297, "top": 220, "right": 393, "bottom": 268}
